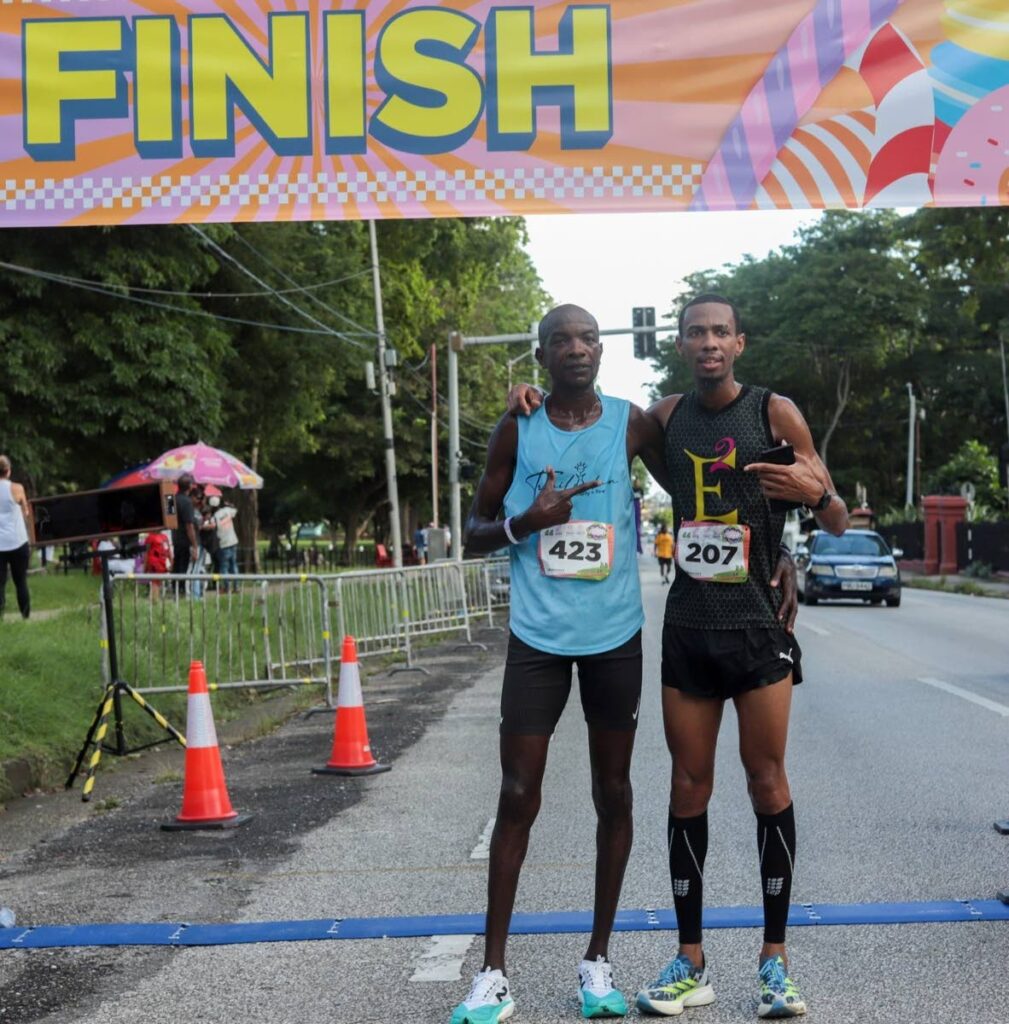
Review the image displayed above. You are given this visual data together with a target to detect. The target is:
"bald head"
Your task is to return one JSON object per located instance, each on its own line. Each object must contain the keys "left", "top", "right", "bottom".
{"left": 538, "top": 304, "right": 598, "bottom": 346}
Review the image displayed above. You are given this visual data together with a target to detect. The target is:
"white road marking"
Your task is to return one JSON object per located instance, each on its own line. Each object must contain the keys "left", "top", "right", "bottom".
{"left": 917, "top": 677, "right": 1009, "bottom": 718}
{"left": 410, "top": 934, "right": 475, "bottom": 982}
{"left": 470, "top": 817, "right": 495, "bottom": 860}
{"left": 801, "top": 622, "right": 831, "bottom": 637}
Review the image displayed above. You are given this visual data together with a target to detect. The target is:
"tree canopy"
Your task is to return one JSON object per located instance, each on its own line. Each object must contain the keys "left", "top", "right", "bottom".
{"left": 0, "top": 217, "right": 549, "bottom": 553}
{"left": 650, "top": 209, "right": 1009, "bottom": 517}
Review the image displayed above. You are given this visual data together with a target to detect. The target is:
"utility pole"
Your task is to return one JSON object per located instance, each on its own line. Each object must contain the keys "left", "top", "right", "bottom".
{"left": 905, "top": 382, "right": 916, "bottom": 508}
{"left": 448, "top": 331, "right": 463, "bottom": 561}
{"left": 369, "top": 220, "right": 403, "bottom": 568}
{"left": 1001, "top": 333, "right": 1009, "bottom": 446}
{"left": 430, "top": 342, "right": 439, "bottom": 528}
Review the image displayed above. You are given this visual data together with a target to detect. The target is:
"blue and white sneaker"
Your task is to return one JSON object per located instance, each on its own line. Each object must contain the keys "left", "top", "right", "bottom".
{"left": 757, "top": 955, "right": 806, "bottom": 1018}
{"left": 578, "top": 955, "right": 628, "bottom": 1018}
{"left": 449, "top": 967, "right": 514, "bottom": 1024}
{"left": 636, "top": 953, "right": 715, "bottom": 1016}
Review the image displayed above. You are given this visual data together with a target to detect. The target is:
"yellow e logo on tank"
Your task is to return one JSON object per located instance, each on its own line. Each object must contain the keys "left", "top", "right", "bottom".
{"left": 684, "top": 448, "right": 738, "bottom": 524}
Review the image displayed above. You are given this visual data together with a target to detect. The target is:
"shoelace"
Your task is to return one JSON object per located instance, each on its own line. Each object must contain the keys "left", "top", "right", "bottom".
{"left": 657, "top": 955, "right": 692, "bottom": 987}
{"left": 580, "top": 956, "right": 614, "bottom": 996}
{"left": 759, "top": 957, "right": 788, "bottom": 994}
{"left": 465, "top": 969, "right": 506, "bottom": 1008}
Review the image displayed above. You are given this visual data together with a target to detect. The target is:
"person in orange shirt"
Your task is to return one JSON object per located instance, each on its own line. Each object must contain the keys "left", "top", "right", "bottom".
{"left": 653, "top": 523, "right": 674, "bottom": 584}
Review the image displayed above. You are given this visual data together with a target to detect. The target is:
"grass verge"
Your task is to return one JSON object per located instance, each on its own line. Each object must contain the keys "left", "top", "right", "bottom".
{"left": 903, "top": 576, "right": 1008, "bottom": 598}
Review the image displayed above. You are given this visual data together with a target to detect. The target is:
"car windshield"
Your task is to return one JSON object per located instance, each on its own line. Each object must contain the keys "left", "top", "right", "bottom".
{"left": 813, "top": 533, "right": 889, "bottom": 557}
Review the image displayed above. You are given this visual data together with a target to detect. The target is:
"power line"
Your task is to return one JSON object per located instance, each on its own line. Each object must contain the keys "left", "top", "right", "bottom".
{"left": 398, "top": 381, "right": 490, "bottom": 451}
{"left": 231, "top": 230, "right": 380, "bottom": 341}
{"left": 0, "top": 260, "right": 361, "bottom": 338}
{"left": 0, "top": 264, "right": 372, "bottom": 300}
{"left": 188, "top": 226, "right": 369, "bottom": 350}
{"left": 401, "top": 363, "right": 498, "bottom": 434}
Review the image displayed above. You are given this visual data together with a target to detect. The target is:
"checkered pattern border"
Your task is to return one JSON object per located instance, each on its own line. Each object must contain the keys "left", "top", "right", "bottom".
{"left": 0, "top": 165, "right": 703, "bottom": 213}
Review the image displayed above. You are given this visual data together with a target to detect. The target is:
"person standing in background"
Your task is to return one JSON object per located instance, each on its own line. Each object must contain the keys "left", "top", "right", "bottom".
{"left": 0, "top": 455, "right": 33, "bottom": 621}
{"left": 209, "top": 494, "right": 240, "bottom": 585}
{"left": 172, "top": 473, "right": 199, "bottom": 593}
{"left": 653, "top": 523, "right": 673, "bottom": 585}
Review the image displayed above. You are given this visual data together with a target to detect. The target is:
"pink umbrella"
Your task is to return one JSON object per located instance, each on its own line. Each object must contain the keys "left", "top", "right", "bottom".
{"left": 143, "top": 442, "right": 263, "bottom": 490}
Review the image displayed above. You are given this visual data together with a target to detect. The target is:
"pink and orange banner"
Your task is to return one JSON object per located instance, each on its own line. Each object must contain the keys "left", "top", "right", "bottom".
{"left": 1, "top": 0, "right": 1007, "bottom": 227}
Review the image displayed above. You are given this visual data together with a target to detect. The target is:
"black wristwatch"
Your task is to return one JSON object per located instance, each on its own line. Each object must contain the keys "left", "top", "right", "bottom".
{"left": 809, "top": 489, "right": 834, "bottom": 513}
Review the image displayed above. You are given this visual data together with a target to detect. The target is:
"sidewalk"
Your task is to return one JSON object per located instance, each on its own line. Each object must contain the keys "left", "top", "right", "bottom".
{"left": 901, "top": 568, "right": 1009, "bottom": 599}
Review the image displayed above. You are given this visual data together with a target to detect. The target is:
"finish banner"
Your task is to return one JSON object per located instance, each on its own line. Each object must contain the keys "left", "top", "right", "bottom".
{"left": 1, "top": 0, "right": 1006, "bottom": 227}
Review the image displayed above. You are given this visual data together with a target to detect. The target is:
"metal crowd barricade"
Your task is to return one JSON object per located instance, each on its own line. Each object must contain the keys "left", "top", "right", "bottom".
{"left": 458, "top": 556, "right": 510, "bottom": 629}
{"left": 108, "top": 573, "right": 334, "bottom": 702}
{"left": 102, "top": 559, "right": 511, "bottom": 709}
{"left": 398, "top": 561, "right": 485, "bottom": 654}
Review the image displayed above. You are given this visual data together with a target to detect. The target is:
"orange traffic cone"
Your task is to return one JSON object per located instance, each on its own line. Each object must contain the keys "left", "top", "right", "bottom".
{"left": 313, "top": 637, "right": 390, "bottom": 777}
{"left": 162, "top": 661, "right": 253, "bottom": 830}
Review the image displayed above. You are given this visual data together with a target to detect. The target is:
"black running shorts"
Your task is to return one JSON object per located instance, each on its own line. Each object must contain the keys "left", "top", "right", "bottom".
{"left": 500, "top": 630, "right": 642, "bottom": 735}
{"left": 661, "top": 624, "right": 802, "bottom": 700}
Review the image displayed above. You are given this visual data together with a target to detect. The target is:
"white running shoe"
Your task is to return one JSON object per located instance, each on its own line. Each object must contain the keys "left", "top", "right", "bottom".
{"left": 578, "top": 955, "right": 628, "bottom": 1018}
{"left": 449, "top": 967, "right": 515, "bottom": 1024}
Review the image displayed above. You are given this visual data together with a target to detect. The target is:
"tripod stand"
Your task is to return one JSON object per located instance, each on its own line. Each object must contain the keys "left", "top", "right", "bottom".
{"left": 66, "top": 548, "right": 185, "bottom": 801}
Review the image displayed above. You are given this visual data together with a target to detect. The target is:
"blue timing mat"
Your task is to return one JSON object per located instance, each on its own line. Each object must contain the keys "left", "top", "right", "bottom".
{"left": 1, "top": 899, "right": 1007, "bottom": 950}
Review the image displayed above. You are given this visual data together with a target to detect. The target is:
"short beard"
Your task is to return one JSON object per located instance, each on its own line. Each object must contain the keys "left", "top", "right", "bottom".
{"left": 696, "top": 372, "right": 727, "bottom": 392}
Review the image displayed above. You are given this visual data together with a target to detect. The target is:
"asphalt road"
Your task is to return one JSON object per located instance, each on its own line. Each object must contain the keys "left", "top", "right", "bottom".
{"left": 2, "top": 563, "right": 1009, "bottom": 1023}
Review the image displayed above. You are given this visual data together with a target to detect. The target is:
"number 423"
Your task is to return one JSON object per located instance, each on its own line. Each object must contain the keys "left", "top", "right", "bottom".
{"left": 547, "top": 540, "right": 603, "bottom": 562}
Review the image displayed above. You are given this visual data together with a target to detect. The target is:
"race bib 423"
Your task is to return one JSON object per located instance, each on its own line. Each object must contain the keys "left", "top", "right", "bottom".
{"left": 538, "top": 521, "right": 613, "bottom": 581}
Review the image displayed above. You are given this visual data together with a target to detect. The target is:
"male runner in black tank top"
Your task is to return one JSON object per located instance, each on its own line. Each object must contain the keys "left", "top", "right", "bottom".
{"left": 635, "top": 295, "right": 848, "bottom": 1021}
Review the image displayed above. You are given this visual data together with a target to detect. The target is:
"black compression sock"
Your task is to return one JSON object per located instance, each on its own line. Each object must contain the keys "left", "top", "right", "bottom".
{"left": 756, "top": 803, "right": 796, "bottom": 944}
{"left": 668, "top": 809, "right": 708, "bottom": 946}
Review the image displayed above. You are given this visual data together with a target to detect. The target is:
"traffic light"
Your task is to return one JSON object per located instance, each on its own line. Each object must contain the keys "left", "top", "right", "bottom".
{"left": 633, "top": 307, "right": 656, "bottom": 359}
{"left": 999, "top": 442, "right": 1009, "bottom": 490}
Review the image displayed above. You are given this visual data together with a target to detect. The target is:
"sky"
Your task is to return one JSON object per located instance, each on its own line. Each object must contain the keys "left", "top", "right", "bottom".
{"left": 523, "top": 209, "right": 824, "bottom": 408}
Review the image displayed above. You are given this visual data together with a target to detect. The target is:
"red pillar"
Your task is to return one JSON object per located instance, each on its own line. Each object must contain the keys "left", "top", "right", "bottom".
{"left": 921, "top": 496, "right": 968, "bottom": 576}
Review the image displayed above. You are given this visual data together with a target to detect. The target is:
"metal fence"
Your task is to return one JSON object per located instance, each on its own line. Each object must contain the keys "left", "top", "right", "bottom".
{"left": 104, "top": 557, "right": 511, "bottom": 705}
{"left": 108, "top": 573, "right": 332, "bottom": 697}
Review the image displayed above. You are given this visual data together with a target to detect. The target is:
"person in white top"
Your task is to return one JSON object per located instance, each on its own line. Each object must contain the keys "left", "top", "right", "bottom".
{"left": 207, "top": 495, "right": 239, "bottom": 582}
{"left": 0, "top": 454, "right": 32, "bottom": 620}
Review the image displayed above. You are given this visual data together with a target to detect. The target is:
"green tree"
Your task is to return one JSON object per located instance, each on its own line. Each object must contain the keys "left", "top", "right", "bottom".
{"left": 925, "top": 439, "right": 1005, "bottom": 512}
{"left": 0, "top": 226, "right": 229, "bottom": 493}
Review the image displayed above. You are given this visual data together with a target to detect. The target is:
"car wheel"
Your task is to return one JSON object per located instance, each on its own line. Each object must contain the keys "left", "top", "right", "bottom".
{"left": 885, "top": 595, "right": 901, "bottom": 607}
{"left": 869, "top": 597, "right": 883, "bottom": 605}
{"left": 803, "top": 589, "right": 818, "bottom": 606}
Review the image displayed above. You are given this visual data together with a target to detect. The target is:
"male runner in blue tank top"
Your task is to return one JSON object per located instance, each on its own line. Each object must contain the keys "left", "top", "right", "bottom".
{"left": 631, "top": 295, "right": 848, "bottom": 1020}
{"left": 454, "top": 304, "right": 798, "bottom": 1024}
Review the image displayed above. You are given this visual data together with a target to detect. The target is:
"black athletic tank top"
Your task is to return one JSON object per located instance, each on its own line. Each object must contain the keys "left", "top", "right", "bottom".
{"left": 663, "top": 385, "right": 785, "bottom": 629}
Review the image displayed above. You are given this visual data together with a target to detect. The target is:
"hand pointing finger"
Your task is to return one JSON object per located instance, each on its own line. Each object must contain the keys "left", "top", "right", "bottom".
{"left": 560, "top": 478, "right": 602, "bottom": 498}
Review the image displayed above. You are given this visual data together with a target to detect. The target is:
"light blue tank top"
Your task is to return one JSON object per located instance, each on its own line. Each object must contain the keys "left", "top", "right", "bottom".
{"left": 504, "top": 395, "right": 643, "bottom": 656}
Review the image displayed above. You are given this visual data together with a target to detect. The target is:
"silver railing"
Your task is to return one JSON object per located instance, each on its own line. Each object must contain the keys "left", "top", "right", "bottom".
{"left": 103, "top": 558, "right": 511, "bottom": 705}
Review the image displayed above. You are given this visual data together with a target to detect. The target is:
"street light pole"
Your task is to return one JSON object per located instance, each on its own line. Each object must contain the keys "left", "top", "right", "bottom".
{"left": 431, "top": 342, "right": 439, "bottom": 529}
{"left": 905, "top": 382, "right": 916, "bottom": 508}
{"left": 369, "top": 219, "right": 403, "bottom": 568}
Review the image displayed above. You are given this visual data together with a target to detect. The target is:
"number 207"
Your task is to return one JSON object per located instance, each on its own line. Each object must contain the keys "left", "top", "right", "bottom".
{"left": 547, "top": 540, "right": 602, "bottom": 562}
{"left": 685, "top": 542, "right": 737, "bottom": 566}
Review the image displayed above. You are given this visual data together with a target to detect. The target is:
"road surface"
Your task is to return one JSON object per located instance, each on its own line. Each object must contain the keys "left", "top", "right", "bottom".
{"left": 2, "top": 563, "right": 1008, "bottom": 1023}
